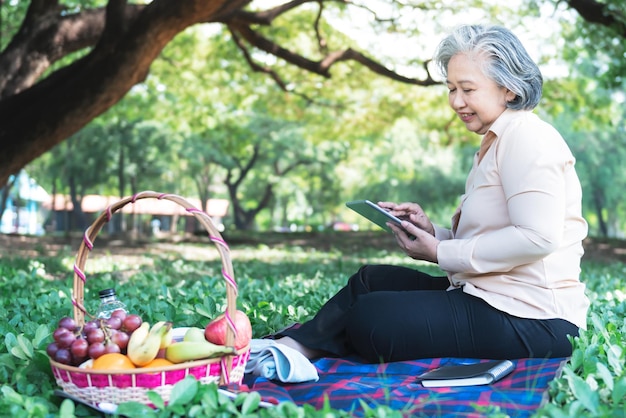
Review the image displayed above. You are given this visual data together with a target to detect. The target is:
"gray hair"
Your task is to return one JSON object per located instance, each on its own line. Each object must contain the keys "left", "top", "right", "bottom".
{"left": 433, "top": 25, "right": 543, "bottom": 110}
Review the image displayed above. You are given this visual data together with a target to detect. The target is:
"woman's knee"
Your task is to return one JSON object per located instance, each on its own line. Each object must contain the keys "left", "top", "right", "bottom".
{"left": 345, "top": 292, "right": 424, "bottom": 362}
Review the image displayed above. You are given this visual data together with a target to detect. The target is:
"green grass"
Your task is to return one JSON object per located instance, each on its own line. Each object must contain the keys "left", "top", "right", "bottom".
{"left": 0, "top": 236, "right": 625, "bottom": 417}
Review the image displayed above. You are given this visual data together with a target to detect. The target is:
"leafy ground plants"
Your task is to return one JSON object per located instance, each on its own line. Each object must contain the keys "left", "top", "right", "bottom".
{"left": 0, "top": 232, "right": 625, "bottom": 417}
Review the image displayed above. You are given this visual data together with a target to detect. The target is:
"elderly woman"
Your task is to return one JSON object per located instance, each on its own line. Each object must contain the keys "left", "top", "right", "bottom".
{"left": 275, "top": 24, "right": 589, "bottom": 363}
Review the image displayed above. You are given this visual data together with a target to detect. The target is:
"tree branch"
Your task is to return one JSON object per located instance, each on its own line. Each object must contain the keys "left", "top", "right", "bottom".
{"left": 228, "top": 26, "right": 290, "bottom": 91}
{"left": 230, "top": 20, "right": 436, "bottom": 86}
{"left": 275, "top": 158, "right": 313, "bottom": 176}
{"left": 0, "top": 4, "right": 145, "bottom": 98}
{"left": 321, "top": 49, "right": 436, "bottom": 86}
{"left": 233, "top": 144, "right": 261, "bottom": 190}
{"left": 233, "top": 0, "right": 322, "bottom": 25}
{"left": 21, "top": 0, "right": 58, "bottom": 24}
{"left": 566, "top": 0, "right": 626, "bottom": 36}
{"left": 228, "top": 25, "right": 319, "bottom": 104}
{"left": 314, "top": 0, "right": 328, "bottom": 53}
{"left": 99, "top": 0, "right": 129, "bottom": 49}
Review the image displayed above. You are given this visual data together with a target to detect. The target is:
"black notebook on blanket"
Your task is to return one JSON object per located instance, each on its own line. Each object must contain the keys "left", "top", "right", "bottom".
{"left": 416, "top": 359, "right": 515, "bottom": 387}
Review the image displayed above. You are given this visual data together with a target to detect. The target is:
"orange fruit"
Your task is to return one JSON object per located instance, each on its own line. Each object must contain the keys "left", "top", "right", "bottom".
{"left": 141, "top": 358, "right": 175, "bottom": 369}
{"left": 91, "top": 353, "right": 136, "bottom": 371}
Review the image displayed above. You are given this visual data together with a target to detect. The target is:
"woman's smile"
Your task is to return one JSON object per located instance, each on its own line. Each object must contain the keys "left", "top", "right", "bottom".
{"left": 459, "top": 112, "right": 475, "bottom": 123}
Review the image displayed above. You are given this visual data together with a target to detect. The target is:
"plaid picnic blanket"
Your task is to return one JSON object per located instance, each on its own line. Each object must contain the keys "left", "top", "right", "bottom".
{"left": 241, "top": 356, "right": 567, "bottom": 416}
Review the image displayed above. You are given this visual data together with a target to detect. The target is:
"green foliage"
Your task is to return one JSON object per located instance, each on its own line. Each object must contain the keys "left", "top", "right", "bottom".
{"left": 27, "top": 116, "right": 179, "bottom": 201}
{"left": 0, "top": 3, "right": 28, "bottom": 50}
{"left": 557, "top": 0, "right": 626, "bottom": 89}
{"left": 0, "top": 238, "right": 625, "bottom": 416}
{"left": 542, "top": 76, "right": 626, "bottom": 237}
{"left": 540, "top": 262, "right": 626, "bottom": 416}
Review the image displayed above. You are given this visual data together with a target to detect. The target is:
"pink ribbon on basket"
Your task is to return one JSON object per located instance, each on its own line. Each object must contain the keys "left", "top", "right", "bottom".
{"left": 208, "top": 235, "right": 238, "bottom": 297}
{"left": 186, "top": 207, "right": 201, "bottom": 214}
{"left": 71, "top": 298, "right": 89, "bottom": 316}
{"left": 82, "top": 229, "right": 94, "bottom": 251}
{"left": 73, "top": 264, "right": 86, "bottom": 282}
{"left": 72, "top": 228, "right": 93, "bottom": 283}
{"left": 210, "top": 235, "right": 229, "bottom": 250}
{"left": 221, "top": 357, "right": 231, "bottom": 384}
{"left": 221, "top": 269, "right": 238, "bottom": 296}
{"left": 105, "top": 205, "right": 114, "bottom": 222}
{"left": 224, "top": 309, "right": 238, "bottom": 338}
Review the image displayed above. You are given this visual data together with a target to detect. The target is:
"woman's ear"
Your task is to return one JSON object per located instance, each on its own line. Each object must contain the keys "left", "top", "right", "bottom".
{"left": 505, "top": 89, "right": 516, "bottom": 103}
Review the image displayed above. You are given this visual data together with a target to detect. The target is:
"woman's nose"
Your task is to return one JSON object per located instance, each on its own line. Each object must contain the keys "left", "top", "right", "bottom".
{"left": 450, "top": 93, "right": 465, "bottom": 109}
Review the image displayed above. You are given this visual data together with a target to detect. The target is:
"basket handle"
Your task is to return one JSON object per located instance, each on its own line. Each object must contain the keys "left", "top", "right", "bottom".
{"left": 70, "top": 191, "right": 239, "bottom": 383}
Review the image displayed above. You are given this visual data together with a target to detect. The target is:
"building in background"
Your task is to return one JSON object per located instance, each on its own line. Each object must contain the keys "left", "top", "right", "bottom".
{"left": 0, "top": 171, "right": 50, "bottom": 235}
{"left": 43, "top": 194, "right": 229, "bottom": 234}
{"left": 0, "top": 171, "right": 229, "bottom": 236}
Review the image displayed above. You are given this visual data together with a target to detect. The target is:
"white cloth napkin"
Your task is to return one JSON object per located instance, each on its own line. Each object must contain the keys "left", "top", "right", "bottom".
{"left": 245, "top": 339, "right": 319, "bottom": 383}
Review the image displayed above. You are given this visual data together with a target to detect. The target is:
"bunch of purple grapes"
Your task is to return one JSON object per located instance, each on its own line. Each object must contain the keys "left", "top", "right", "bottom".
{"left": 47, "top": 310, "right": 143, "bottom": 366}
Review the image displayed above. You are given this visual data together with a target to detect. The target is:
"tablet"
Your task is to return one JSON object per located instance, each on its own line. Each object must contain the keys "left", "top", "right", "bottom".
{"left": 346, "top": 200, "right": 403, "bottom": 232}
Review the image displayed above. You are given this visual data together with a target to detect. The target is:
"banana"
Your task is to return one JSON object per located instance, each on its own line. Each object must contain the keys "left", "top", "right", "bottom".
{"left": 127, "top": 322, "right": 150, "bottom": 357}
{"left": 159, "top": 322, "right": 174, "bottom": 349}
{"left": 127, "top": 321, "right": 173, "bottom": 366}
{"left": 165, "top": 340, "right": 236, "bottom": 364}
{"left": 183, "top": 327, "right": 206, "bottom": 342}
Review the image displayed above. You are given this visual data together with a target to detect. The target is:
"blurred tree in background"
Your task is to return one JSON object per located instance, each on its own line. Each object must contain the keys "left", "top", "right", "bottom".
{"left": 1, "top": 0, "right": 625, "bottom": 235}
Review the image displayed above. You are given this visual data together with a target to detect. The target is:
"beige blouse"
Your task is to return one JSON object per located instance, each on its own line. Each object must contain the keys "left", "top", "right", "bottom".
{"left": 434, "top": 109, "right": 589, "bottom": 329}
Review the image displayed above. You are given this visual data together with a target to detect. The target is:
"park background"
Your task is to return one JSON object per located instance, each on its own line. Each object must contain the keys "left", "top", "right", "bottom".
{"left": 0, "top": 1, "right": 625, "bottom": 417}
{"left": 1, "top": 0, "right": 625, "bottom": 239}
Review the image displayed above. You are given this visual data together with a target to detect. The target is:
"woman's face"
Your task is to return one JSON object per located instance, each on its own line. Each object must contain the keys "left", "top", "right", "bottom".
{"left": 446, "top": 53, "right": 516, "bottom": 135}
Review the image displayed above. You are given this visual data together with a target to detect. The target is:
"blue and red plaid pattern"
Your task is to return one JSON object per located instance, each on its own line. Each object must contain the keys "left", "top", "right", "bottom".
{"left": 241, "top": 356, "right": 567, "bottom": 416}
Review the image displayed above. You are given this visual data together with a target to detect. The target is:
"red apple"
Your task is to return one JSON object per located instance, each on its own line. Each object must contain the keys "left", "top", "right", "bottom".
{"left": 205, "top": 310, "right": 252, "bottom": 350}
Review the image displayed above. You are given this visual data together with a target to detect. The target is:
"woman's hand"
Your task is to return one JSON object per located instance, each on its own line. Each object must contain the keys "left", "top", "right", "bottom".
{"left": 378, "top": 201, "right": 439, "bottom": 263}
{"left": 389, "top": 221, "right": 440, "bottom": 263}
{"left": 378, "top": 201, "right": 435, "bottom": 236}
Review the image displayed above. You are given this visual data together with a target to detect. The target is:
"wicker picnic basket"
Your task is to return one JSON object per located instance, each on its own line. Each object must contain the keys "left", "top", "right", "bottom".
{"left": 48, "top": 191, "right": 250, "bottom": 407}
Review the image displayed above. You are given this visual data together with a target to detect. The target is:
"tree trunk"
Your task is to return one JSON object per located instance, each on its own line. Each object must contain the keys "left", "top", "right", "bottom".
{"left": 68, "top": 175, "right": 86, "bottom": 231}
{"left": 592, "top": 188, "right": 608, "bottom": 237}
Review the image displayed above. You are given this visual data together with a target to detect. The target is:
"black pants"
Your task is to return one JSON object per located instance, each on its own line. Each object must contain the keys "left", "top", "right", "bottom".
{"left": 279, "top": 265, "right": 579, "bottom": 363}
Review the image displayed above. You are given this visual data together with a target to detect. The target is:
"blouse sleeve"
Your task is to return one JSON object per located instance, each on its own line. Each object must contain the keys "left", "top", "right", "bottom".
{"left": 434, "top": 224, "right": 454, "bottom": 241}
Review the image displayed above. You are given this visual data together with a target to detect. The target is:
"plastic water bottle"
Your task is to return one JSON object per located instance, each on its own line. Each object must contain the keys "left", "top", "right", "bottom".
{"left": 96, "top": 288, "right": 127, "bottom": 319}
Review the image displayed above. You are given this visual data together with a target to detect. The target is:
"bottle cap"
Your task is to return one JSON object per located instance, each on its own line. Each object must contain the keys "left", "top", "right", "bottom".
{"left": 98, "top": 288, "right": 115, "bottom": 298}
